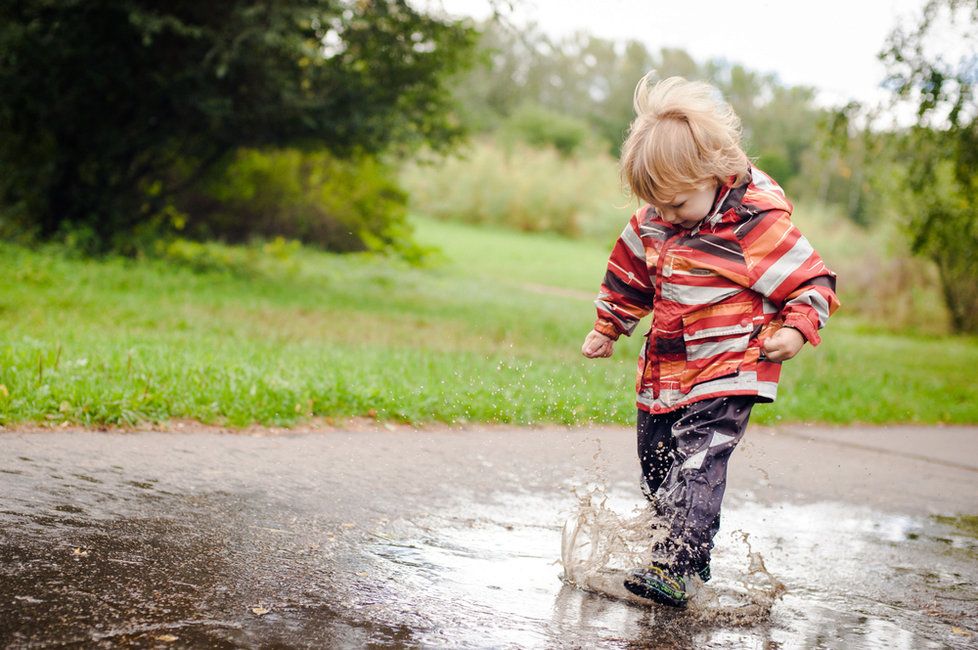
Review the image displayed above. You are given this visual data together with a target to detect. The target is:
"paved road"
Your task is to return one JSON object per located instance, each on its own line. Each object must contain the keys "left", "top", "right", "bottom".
{"left": 1, "top": 424, "right": 976, "bottom": 648}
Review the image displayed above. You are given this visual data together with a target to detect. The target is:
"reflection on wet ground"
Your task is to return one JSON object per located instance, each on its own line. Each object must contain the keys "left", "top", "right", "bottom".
{"left": 0, "top": 429, "right": 976, "bottom": 648}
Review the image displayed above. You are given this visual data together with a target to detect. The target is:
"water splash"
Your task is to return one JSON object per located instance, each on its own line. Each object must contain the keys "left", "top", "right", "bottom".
{"left": 689, "top": 530, "right": 786, "bottom": 625}
{"left": 559, "top": 486, "right": 666, "bottom": 603}
{"left": 560, "top": 437, "right": 785, "bottom": 624}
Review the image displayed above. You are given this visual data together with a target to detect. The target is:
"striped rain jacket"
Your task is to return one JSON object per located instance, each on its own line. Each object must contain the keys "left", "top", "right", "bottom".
{"left": 593, "top": 165, "right": 840, "bottom": 414}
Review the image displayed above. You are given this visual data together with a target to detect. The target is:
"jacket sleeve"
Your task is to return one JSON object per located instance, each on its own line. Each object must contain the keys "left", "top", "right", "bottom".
{"left": 744, "top": 210, "right": 840, "bottom": 346}
{"left": 593, "top": 212, "right": 655, "bottom": 340}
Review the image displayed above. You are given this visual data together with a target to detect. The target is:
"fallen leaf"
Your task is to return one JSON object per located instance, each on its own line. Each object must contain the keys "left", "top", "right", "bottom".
{"left": 951, "top": 626, "right": 973, "bottom": 637}
{"left": 155, "top": 634, "right": 179, "bottom": 642}
{"left": 251, "top": 606, "right": 270, "bottom": 616}
{"left": 71, "top": 547, "right": 89, "bottom": 557}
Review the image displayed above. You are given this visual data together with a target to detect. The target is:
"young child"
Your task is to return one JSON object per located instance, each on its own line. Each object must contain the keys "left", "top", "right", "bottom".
{"left": 581, "top": 74, "right": 840, "bottom": 608}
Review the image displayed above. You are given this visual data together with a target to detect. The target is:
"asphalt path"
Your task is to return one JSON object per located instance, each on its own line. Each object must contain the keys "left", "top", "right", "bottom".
{"left": 1, "top": 423, "right": 976, "bottom": 648}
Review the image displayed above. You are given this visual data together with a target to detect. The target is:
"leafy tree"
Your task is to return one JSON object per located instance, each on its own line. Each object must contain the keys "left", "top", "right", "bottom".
{"left": 0, "top": 0, "right": 476, "bottom": 253}
{"left": 880, "top": 0, "right": 978, "bottom": 332}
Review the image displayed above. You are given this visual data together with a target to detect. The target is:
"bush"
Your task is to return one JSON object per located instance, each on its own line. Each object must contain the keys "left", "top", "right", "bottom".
{"left": 151, "top": 236, "right": 303, "bottom": 278}
{"left": 175, "top": 147, "right": 428, "bottom": 261}
{"left": 498, "top": 104, "right": 594, "bottom": 157}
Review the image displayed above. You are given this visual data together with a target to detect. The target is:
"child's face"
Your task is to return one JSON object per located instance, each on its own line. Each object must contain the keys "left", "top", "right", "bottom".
{"left": 650, "top": 181, "right": 719, "bottom": 229}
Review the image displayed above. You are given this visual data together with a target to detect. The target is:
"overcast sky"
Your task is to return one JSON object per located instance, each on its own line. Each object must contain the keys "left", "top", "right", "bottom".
{"left": 432, "top": 0, "right": 931, "bottom": 124}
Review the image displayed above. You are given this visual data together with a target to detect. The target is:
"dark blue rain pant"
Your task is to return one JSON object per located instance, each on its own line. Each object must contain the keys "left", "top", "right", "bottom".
{"left": 637, "top": 395, "right": 755, "bottom": 575}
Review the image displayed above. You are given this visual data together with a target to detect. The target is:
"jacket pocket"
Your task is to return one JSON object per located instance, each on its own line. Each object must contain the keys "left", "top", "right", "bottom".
{"left": 680, "top": 302, "right": 754, "bottom": 393}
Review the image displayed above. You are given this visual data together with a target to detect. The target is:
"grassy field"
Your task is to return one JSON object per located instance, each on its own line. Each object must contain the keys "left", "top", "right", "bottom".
{"left": 1, "top": 216, "right": 976, "bottom": 429}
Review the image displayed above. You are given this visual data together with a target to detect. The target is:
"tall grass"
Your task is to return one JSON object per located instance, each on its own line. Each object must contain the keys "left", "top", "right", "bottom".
{"left": 790, "top": 201, "right": 950, "bottom": 334}
{"left": 401, "top": 139, "right": 633, "bottom": 241}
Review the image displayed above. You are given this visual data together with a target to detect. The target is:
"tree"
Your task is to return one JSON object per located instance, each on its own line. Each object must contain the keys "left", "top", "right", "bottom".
{"left": 880, "top": 0, "right": 978, "bottom": 333}
{"left": 0, "top": 0, "right": 476, "bottom": 253}
{"left": 452, "top": 21, "right": 826, "bottom": 174}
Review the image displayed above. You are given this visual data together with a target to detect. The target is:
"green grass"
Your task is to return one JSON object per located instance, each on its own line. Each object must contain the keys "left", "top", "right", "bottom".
{"left": 1, "top": 216, "right": 977, "bottom": 428}
{"left": 933, "top": 515, "right": 978, "bottom": 539}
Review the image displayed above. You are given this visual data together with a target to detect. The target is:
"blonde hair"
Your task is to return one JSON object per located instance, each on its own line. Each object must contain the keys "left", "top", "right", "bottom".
{"left": 619, "top": 73, "right": 750, "bottom": 205}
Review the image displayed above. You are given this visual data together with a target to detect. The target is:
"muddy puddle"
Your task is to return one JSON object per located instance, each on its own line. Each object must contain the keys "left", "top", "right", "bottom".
{"left": 359, "top": 492, "right": 977, "bottom": 648}
{"left": 0, "top": 429, "right": 976, "bottom": 648}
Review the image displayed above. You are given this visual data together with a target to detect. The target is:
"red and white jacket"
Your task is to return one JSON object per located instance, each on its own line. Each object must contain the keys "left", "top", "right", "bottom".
{"left": 593, "top": 165, "right": 840, "bottom": 414}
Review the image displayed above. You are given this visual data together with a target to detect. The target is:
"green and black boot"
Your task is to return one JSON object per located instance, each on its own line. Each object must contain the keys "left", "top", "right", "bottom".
{"left": 623, "top": 564, "right": 688, "bottom": 608}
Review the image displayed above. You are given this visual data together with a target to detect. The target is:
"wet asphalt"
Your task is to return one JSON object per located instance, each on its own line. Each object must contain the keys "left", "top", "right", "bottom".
{"left": 1, "top": 425, "right": 977, "bottom": 649}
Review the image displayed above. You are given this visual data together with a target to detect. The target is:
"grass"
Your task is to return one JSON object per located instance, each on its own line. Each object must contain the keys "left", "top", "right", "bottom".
{"left": 933, "top": 515, "right": 978, "bottom": 539}
{"left": 1, "top": 216, "right": 977, "bottom": 429}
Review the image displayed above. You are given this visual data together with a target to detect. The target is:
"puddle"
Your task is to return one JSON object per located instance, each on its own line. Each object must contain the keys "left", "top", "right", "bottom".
{"left": 356, "top": 491, "right": 977, "bottom": 648}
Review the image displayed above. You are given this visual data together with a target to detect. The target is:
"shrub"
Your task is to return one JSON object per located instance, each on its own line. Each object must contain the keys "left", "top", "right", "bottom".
{"left": 498, "top": 104, "right": 594, "bottom": 157}
{"left": 175, "top": 147, "right": 427, "bottom": 261}
{"left": 151, "top": 236, "right": 303, "bottom": 278}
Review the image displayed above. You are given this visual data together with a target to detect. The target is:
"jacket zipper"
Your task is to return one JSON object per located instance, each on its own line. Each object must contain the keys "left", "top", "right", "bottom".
{"left": 647, "top": 229, "right": 685, "bottom": 399}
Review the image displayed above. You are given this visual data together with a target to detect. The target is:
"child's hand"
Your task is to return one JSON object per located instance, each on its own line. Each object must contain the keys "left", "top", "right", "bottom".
{"left": 582, "top": 329, "right": 615, "bottom": 358}
{"left": 761, "top": 326, "right": 805, "bottom": 362}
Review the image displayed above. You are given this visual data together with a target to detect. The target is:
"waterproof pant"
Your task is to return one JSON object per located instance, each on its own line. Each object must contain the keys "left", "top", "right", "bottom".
{"left": 637, "top": 395, "right": 755, "bottom": 574}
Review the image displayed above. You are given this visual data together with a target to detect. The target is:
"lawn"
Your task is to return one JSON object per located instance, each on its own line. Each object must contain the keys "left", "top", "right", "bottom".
{"left": 1, "top": 216, "right": 976, "bottom": 428}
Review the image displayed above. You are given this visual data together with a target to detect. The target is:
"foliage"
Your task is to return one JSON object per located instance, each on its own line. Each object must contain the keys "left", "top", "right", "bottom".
{"left": 498, "top": 104, "right": 594, "bottom": 157}
{"left": 153, "top": 236, "right": 303, "bottom": 278}
{"left": 795, "top": 102, "right": 880, "bottom": 226}
{"left": 880, "top": 0, "right": 978, "bottom": 332}
{"left": 902, "top": 159, "right": 978, "bottom": 333}
{"left": 0, "top": 0, "right": 477, "bottom": 254}
{"left": 172, "top": 147, "right": 428, "bottom": 261}
{"left": 453, "top": 21, "right": 823, "bottom": 185}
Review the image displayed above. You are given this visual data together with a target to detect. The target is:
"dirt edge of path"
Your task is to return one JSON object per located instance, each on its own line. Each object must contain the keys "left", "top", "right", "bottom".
{"left": 0, "top": 415, "right": 618, "bottom": 437}
{"left": 2, "top": 416, "right": 973, "bottom": 437}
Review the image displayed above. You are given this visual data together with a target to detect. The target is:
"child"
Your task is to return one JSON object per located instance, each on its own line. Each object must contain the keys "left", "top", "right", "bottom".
{"left": 581, "top": 74, "right": 840, "bottom": 608}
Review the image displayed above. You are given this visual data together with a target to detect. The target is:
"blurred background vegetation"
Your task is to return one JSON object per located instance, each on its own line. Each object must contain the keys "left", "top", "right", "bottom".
{"left": 0, "top": 0, "right": 975, "bottom": 427}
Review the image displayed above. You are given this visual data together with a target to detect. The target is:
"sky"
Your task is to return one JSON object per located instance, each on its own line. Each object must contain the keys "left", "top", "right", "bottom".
{"left": 429, "top": 0, "right": 932, "bottom": 124}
